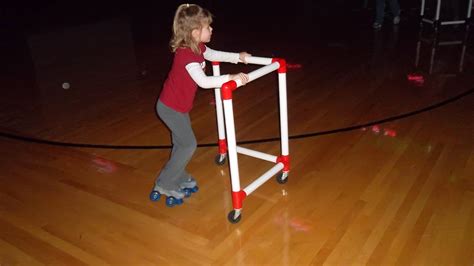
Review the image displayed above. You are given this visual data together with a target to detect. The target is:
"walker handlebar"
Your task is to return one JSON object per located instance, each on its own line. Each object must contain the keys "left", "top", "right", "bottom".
{"left": 233, "top": 62, "right": 280, "bottom": 87}
{"left": 239, "top": 56, "right": 273, "bottom": 65}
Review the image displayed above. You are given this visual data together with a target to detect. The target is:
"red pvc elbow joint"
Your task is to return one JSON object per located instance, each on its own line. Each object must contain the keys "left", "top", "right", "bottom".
{"left": 272, "top": 58, "right": 287, "bottom": 73}
{"left": 277, "top": 155, "right": 290, "bottom": 172}
{"left": 212, "top": 61, "right": 220, "bottom": 66}
{"left": 218, "top": 139, "right": 227, "bottom": 154}
{"left": 232, "top": 190, "right": 247, "bottom": 209}
{"left": 221, "top": 80, "right": 237, "bottom": 100}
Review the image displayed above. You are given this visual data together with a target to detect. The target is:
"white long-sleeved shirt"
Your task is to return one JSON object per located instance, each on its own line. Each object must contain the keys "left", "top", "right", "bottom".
{"left": 185, "top": 46, "right": 240, "bottom": 89}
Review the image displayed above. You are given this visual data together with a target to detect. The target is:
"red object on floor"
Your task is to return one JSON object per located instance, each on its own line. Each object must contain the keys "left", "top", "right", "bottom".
{"left": 407, "top": 73, "right": 425, "bottom": 86}
{"left": 407, "top": 73, "right": 424, "bottom": 81}
{"left": 372, "top": 125, "right": 380, "bottom": 133}
{"left": 384, "top": 129, "right": 397, "bottom": 137}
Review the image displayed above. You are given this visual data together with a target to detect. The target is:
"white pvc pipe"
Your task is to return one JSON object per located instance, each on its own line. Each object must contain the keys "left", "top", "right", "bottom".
{"left": 278, "top": 73, "right": 289, "bottom": 156}
{"left": 212, "top": 64, "right": 220, "bottom": 76}
{"left": 468, "top": 0, "right": 472, "bottom": 18}
{"left": 244, "top": 163, "right": 284, "bottom": 195}
{"left": 249, "top": 62, "right": 279, "bottom": 82}
{"left": 236, "top": 146, "right": 277, "bottom": 163}
{"left": 234, "top": 62, "right": 280, "bottom": 87}
{"left": 422, "top": 18, "right": 434, "bottom": 24}
{"left": 223, "top": 99, "right": 241, "bottom": 192}
{"left": 212, "top": 64, "right": 226, "bottom": 141}
{"left": 436, "top": 0, "right": 441, "bottom": 21}
{"left": 420, "top": 0, "right": 425, "bottom": 16}
{"left": 240, "top": 56, "right": 273, "bottom": 66}
{"left": 438, "top": 41, "right": 463, "bottom": 45}
{"left": 440, "top": 20, "right": 466, "bottom": 25}
{"left": 429, "top": 46, "right": 436, "bottom": 74}
{"left": 460, "top": 43, "right": 466, "bottom": 72}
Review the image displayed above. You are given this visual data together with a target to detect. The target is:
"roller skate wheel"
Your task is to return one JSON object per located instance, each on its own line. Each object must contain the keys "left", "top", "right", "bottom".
{"left": 165, "top": 196, "right": 183, "bottom": 207}
{"left": 183, "top": 189, "right": 192, "bottom": 198}
{"left": 149, "top": 191, "right": 161, "bottom": 201}
{"left": 183, "top": 186, "right": 199, "bottom": 197}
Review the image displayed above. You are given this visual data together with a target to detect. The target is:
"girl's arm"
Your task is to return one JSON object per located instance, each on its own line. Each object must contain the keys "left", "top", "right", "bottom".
{"left": 204, "top": 46, "right": 251, "bottom": 64}
{"left": 186, "top": 62, "right": 249, "bottom": 89}
{"left": 185, "top": 62, "right": 230, "bottom": 88}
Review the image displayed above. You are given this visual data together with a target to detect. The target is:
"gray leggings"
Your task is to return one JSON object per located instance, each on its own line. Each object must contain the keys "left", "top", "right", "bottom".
{"left": 155, "top": 100, "right": 197, "bottom": 190}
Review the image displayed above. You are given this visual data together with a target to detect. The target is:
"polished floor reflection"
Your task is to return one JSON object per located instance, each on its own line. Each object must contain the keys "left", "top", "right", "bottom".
{"left": 1, "top": 2, "right": 473, "bottom": 265}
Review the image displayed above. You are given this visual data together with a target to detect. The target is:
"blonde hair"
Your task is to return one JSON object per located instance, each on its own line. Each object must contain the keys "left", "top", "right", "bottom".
{"left": 170, "top": 4, "right": 213, "bottom": 54}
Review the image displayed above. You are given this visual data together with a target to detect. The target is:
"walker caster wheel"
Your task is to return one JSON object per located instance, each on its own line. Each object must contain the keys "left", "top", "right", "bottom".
{"left": 214, "top": 154, "right": 227, "bottom": 165}
{"left": 227, "top": 210, "right": 241, "bottom": 224}
{"left": 149, "top": 191, "right": 161, "bottom": 201}
{"left": 276, "top": 172, "right": 289, "bottom": 184}
{"left": 165, "top": 197, "right": 183, "bottom": 207}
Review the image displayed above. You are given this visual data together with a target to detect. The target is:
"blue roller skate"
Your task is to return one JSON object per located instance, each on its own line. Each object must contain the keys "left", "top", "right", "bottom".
{"left": 179, "top": 177, "right": 199, "bottom": 198}
{"left": 149, "top": 185, "right": 185, "bottom": 207}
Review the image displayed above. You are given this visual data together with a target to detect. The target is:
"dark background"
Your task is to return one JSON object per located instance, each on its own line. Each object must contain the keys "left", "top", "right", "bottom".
{"left": 1, "top": 0, "right": 419, "bottom": 33}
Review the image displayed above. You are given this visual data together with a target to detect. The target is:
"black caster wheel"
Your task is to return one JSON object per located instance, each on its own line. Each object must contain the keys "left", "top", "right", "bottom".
{"left": 149, "top": 191, "right": 161, "bottom": 201}
{"left": 227, "top": 210, "right": 241, "bottom": 223}
{"left": 276, "top": 172, "right": 289, "bottom": 184}
{"left": 165, "top": 197, "right": 183, "bottom": 207}
{"left": 214, "top": 154, "right": 227, "bottom": 165}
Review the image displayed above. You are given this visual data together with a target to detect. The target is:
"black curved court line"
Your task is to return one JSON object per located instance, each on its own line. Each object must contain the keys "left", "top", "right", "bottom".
{"left": 1, "top": 87, "right": 473, "bottom": 150}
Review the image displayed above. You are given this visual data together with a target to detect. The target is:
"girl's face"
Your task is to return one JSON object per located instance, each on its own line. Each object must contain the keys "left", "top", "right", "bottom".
{"left": 193, "top": 23, "right": 213, "bottom": 43}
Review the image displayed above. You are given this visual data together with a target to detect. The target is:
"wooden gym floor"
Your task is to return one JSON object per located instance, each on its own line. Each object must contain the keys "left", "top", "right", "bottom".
{"left": 1, "top": 2, "right": 473, "bottom": 265}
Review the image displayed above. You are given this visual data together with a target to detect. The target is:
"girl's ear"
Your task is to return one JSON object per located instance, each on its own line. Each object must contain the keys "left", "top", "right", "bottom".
{"left": 191, "top": 28, "right": 200, "bottom": 42}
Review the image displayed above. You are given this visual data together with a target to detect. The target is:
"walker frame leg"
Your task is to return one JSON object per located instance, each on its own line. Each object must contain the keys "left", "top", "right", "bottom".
{"left": 215, "top": 57, "right": 290, "bottom": 223}
{"left": 212, "top": 62, "right": 228, "bottom": 165}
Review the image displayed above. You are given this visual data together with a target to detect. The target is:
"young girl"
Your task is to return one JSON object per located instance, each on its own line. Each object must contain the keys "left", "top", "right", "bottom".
{"left": 151, "top": 3, "right": 250, "bottom": 206}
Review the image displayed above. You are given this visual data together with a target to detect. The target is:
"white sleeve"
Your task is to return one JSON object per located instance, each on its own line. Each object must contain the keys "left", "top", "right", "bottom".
{"left": 203, "top": 46, "right": 240, "bottom": 64}
{"left": 185, "top": 62, "right": 231, "bottom": 89}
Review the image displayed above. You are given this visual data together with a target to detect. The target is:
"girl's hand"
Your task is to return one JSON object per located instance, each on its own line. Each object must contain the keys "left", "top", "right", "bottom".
{"left": 230, "top": 72, "right": 250, "bottom": 85}
{"left": 239, "top": 52, "right": 252, "bottom": 64}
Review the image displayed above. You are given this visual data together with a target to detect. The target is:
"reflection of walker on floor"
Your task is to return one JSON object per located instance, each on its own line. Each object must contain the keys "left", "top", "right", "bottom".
{"left": 212, "top": 56, "right": 290, "bottom": 223}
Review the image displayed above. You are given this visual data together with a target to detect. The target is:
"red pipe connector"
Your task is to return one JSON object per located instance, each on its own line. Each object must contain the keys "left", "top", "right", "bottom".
{"left": 221, "top": 80, "right": 237, "bottom": 100}
{"left": 232, "top": 190, "right": 247, "bottom": 209}
{"left": 272, "top": 58, "right": 287, "bottom": 73}
{"left": 218, "top": 139, "right": 227, "bottom": 154}
{"left": 277, "top": 155, "right": 290, "bottom": 172}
